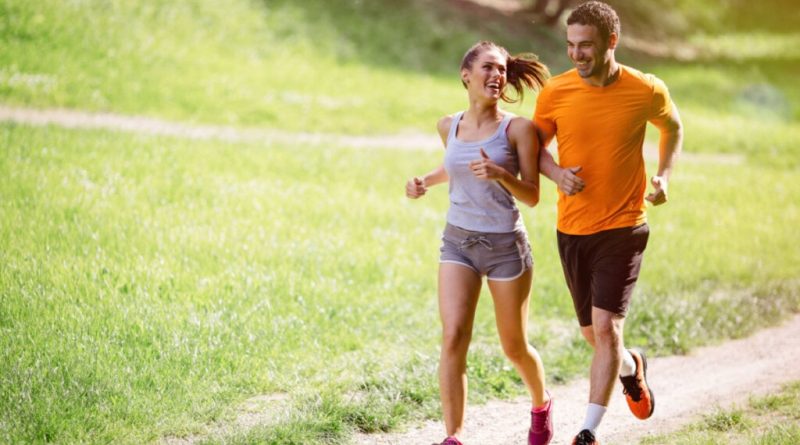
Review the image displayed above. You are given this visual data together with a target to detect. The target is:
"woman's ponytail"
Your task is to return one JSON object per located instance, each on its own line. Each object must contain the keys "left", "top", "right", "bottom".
{"left": 504, "top": 53, "right": 549, "bottom": 104}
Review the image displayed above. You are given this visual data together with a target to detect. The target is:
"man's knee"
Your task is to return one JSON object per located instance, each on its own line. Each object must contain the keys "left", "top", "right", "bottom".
{"left": 581, "top": 325, "right": 596, "bottom": 347}
{"left": 591, "top": 314, "right": 623, "bottom": 347}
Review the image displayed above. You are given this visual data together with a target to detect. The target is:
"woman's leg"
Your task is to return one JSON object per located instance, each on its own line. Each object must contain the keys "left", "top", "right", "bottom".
{"left": 438, "top": 262, "right": 482, "bottom": 437}
{"left": 487, "top": 269, "right": 548, "bottom": 407}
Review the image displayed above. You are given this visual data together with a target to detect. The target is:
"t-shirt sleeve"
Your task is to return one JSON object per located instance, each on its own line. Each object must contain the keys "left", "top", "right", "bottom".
{"left": 533, "top": 87, "right": 556, "bottom": 137}
{"left": 648, "top": 74, "right": 673, "bottom": 122}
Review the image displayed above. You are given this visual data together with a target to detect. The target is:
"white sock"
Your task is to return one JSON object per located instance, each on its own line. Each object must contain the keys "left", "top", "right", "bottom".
{"left": 581, "top": 403, "right": 607, "bottom": 434}
{"left": 619, "top": 349, "right": 636, "bottom": 377}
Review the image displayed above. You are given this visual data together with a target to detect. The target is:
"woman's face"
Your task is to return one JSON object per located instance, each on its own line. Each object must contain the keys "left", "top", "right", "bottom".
{"left": 461, "top": 48, "right": 507, "bottom": 102}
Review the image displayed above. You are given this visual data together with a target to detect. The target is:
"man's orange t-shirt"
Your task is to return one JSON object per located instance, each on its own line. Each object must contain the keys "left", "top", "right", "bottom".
{"left": 534, "top": 65, "right": 674, "bottom": 235}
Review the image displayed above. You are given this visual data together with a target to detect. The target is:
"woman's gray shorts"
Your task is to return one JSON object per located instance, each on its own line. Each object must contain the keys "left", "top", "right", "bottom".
{"left": 439, "top": 223, "right": 533, "bottom": 281}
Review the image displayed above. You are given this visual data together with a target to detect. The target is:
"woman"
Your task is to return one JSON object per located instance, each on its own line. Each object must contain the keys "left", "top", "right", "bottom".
{"left": 405, "top": 41, "right": 552, "bottom": 445}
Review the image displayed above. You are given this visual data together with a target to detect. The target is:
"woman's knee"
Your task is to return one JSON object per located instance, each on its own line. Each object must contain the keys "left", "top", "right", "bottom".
{"left": 500, "top": 336, "right": 531, "bottom": 363}
{"left": 441, "top": 326, "right": 472, "bottom": 355}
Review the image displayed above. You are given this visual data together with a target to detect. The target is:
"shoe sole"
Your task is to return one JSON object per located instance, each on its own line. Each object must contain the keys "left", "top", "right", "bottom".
{"left": 634, "top": 348, "right": 655, "bottom": 418}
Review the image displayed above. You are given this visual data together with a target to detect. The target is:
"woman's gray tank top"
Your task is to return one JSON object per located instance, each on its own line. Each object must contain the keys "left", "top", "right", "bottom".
{"left": 443, "top": 111, "right": 524, "bottom": 233}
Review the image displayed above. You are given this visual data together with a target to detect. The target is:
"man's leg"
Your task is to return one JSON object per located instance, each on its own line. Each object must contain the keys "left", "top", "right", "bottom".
{"left": 575, "top": 224, "right": 650, "bottom": 436}
{"left": 591, "top": 224, "right": 653, "bottom": 421}
{"left": 575, "top": 307, "right": 625, "bottom": 435}
{"left": 585, "top": 314, "right": 655, "bottom": 421}
{"left": 589, "top": 307, "right": 625, "bottom": 406}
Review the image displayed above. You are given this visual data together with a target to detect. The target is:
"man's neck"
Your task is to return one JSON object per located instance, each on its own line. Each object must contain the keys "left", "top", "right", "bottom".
{"left": 585, "top": 59, "right": 620, "bottom": 87}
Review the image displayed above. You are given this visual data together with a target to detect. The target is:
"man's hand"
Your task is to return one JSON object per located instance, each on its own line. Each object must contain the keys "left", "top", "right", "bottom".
{"left": 406, "top": 177, "right": 427, "bottom": 199}
{"left": 557, "top": 166, "right": 585, "bottom": 195}
{"left": 645, "top": 175, "right": 668, "bottom": 205}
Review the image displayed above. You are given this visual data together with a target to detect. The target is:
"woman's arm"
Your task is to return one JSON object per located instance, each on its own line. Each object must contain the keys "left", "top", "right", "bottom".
{"left": 406, "top": 164, "right": 448, "bottom": 198}
{"left": 469, "top": 117, "right": 540, "bottom": 207}
{"left": 406, "top": 115, "right": 453, "bottom": 199}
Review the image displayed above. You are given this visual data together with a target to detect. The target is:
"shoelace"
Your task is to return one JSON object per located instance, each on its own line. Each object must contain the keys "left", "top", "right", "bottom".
{"left": 531, "top": 407, "right": 549, "bottom": 432}
{"left": 574, "top": 430, "right": 596, "bottom": 445}
{"left": 460, "top": 235, "right": 493, "bottom": 250}
{"left": 620, "top": 374, "right": 643, "bottom": 401}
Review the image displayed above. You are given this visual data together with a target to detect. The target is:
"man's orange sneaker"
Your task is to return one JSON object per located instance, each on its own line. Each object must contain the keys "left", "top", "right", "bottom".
{"left": 619, "top": 348, "right": 654, "bottom": 419}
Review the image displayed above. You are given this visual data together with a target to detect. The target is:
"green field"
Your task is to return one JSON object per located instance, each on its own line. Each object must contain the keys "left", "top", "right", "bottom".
{"left": 2, "top": 123, "right": 798, "bottom": 443}
{"left": 1, "top": 0, "right": 799, "bottom": 444}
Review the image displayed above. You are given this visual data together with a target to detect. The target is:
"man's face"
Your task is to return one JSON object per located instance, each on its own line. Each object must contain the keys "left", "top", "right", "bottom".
{"left": 566, "top": 23, "right": 612, "bottom": 80}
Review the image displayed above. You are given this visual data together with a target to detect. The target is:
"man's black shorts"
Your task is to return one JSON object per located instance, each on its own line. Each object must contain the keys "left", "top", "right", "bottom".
{"left": 556, "top": 223, "right": 650, "bottom": 327}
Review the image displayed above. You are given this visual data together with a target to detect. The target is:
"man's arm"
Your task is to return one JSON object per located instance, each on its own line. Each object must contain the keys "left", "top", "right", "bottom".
{"left": 536, "top": 125, "right": 585, "bottom": 195}
{"left": 646, "top": 104, "right": 683, "bottom": 205}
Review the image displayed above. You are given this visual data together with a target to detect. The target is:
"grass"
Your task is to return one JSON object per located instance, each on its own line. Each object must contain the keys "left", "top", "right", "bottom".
{"left": 1, "top": 121, "right": 798, "bottom": 444}
{"left": 0, "top": 124, "right": 439, "bottom": 443}
{"left": 641, "top": 381, "right": 800, "bottom": 444}
{"left": 646, "top": 56, "right": 800, "bottom": 168}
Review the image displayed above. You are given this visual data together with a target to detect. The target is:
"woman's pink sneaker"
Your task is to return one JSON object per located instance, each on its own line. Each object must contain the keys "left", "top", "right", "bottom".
{"left": 528, "top": 392, "right": 553, "bottom": 445}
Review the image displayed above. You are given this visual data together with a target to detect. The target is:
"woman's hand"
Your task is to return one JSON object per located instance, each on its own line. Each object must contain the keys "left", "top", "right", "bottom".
{"left": 469, "top": 148, "right": 507, "bottom": 180}
{"left": 406, "top": 177, "right": 427, "bottom": 199}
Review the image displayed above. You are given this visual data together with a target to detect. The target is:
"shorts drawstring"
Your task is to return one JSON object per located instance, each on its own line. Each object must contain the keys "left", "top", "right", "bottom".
{"left": 460, "top": 235, "right": 493, "bottom": 251}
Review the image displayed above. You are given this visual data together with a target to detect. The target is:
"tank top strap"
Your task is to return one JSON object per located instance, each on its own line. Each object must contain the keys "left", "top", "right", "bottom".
{"left": 497, "top": 113, "right": 514, "bottom": 138}
{"left": 446, "top": 111, "right": 464, "bottom": 145}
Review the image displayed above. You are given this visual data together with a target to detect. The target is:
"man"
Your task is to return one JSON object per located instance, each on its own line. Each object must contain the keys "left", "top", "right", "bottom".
{"left": 533, "top": 2, "right": 683, "bottom": 444}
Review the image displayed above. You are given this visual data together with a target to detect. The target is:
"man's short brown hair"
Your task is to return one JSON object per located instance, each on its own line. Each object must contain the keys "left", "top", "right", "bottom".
{"left": 567, "top": 1, "right": 621, "bottom": 43}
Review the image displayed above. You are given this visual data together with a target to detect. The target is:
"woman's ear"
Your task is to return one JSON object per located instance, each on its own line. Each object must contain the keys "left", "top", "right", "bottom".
{"left": 461, "top": 68, "right": 470, "bottom": 85}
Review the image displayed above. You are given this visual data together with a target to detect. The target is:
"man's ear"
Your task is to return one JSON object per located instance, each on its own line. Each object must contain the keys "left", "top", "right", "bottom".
{"left": 608, "top": 32, "right": 619, "bottom": 50}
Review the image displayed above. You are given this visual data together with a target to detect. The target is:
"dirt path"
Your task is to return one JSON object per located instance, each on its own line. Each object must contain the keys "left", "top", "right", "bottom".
{"left": 0, "top": 104, "right": 441, "bottom": 150}
{"left": 354, "top": 314, "right": 800, "bottom": 445}
{"left": 0, "top": 105, "right": 744, "bottom": 165}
